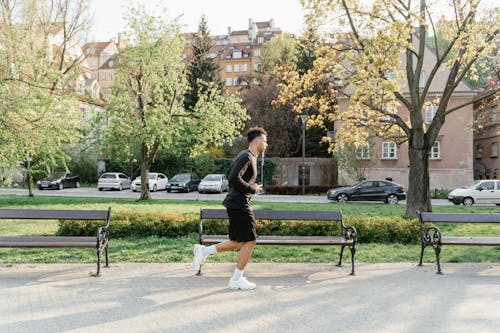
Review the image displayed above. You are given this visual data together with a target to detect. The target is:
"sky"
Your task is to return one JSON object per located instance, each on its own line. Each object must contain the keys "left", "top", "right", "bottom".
{"left": 89, "top": 0, "right": 306, "bottom": 41}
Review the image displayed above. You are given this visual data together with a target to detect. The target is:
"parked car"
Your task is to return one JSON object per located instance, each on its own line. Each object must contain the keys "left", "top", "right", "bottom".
{"left": 131, "top": 172, "right": 169, "bottom": 192}
{"left": 166, "top": 173, "right": 200, "bottom": 193}
{"left": 327, "top": 179, "right": 406, "bottom": 204}
{"left": 448, "top": 180, "right": 500, "bottom": 206}
{"left": 37, "top": 172, "right": 80, "bottom": 190}
{"left": 198, "top": 174, "right": 229, "bottom": 193}
{"left": 97, "top": 172, "right": 131, "bottom": 191}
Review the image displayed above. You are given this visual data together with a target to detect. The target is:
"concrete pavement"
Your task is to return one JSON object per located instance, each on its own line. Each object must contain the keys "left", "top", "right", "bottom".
{"left": 1, "top": 262, "right": 499, "bottom": 333}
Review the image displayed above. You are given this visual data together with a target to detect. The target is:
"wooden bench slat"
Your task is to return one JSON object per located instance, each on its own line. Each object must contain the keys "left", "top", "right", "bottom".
{"left": 419, "top": 212, "right": 500, "bottom": 223}
{"left": 201, "top": 235, "right": 354, "bottom": 245}
{"left": 441, "top": 236, "right": 500, "bottom": 246}
{"left": 0, "top": 209, "right": 110, "bottom": 220}
{"left": 201, "top": 209, "right": 343, "bottom": 221}
{"left": 0, "top": 236, "right": 97, "bottom": 248}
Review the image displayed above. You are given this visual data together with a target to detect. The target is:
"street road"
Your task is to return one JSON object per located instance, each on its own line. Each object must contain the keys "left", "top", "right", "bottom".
{"left": 0, "top": 187, "right": 456, "bottom": 205}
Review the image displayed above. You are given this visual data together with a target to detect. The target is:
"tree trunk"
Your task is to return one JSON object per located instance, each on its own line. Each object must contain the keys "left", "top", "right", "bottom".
{"left": 140, "top": 143, "right": 151, "bottom": 200}
{"left": 406, "top": 141, "right": 432, "bottom": 216}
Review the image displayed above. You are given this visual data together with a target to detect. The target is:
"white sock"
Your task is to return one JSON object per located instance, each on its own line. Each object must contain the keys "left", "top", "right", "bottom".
{"left": 232, "top": 268, "right": 243, "bottom": 280}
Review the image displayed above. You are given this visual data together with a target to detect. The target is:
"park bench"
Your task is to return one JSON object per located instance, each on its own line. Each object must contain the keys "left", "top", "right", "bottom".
{"left": 0, "top": 207, "right": 111, "bottom": 276}
{"left": 417, "top": 210, "right": 500, "bottom": 274}
{"left": 198, "top": 209, "right": 357, "bottom": 275}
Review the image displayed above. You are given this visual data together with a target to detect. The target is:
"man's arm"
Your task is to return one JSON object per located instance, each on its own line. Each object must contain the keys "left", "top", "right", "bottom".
{"left": 228, "top": 153, "right": 255, "bottom": 194}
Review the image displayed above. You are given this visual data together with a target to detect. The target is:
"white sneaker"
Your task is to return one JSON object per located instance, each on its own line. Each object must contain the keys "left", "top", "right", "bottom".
{"left": 228, "top": 277, "right": 256, "bottom": 290}
{"left": 193, "top": 244, "right": 204, "bottom": 271}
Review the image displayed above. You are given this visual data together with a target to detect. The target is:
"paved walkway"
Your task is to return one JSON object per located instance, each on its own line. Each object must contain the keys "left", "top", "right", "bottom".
{"left": 1, "top": 262, "right": 499, "bottom": 333}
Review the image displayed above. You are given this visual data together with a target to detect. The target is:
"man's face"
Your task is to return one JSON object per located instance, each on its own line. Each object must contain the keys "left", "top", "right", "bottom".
{"left": 257, "top": 135, "right": 268, "bottom": 154}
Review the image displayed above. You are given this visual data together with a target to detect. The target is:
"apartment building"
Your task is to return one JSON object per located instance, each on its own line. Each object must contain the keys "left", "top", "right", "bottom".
{"left": 183, "top": 18, "right": 282, "bottom": 90}
{"left": 473, "top": 79, "right": 500, "bottom": 179}
{"left": 336, "top": 34, "right": 476, "bottom": 190}
{"left": 82, "top": 40, "right": 120, "bottom": 98}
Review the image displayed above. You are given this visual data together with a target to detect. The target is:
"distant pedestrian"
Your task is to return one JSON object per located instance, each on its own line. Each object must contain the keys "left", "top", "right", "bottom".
{"left": 193, "top": 127, "right": 268, "bottom": 290}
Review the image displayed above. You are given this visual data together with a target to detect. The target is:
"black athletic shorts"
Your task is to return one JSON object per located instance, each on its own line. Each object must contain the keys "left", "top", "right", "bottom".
{"left": 227, "top": 208, "right": 257, "bottom": 242}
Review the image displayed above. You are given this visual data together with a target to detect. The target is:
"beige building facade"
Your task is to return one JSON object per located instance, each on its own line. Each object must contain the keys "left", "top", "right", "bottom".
{"left": 473, "top": 79, "right": 500, "bottom": 180}
{"left": 182, "top": 19, "right": 281, "bottom": 91}
{"left": 337, "top": 35, "right": 476, "bottom": 190}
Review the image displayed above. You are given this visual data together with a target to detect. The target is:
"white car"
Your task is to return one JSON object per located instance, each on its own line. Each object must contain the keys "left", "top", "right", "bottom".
{"left": 131, "top": 172, "right": 169, "bottom": 192}
{"left": 198, "top": 174, "right": 229, "bottom": 193}
{"left": 97, "top": 172, "right": 131, "bottom": 191}
{"left": 448, "top": 180, "right": 500, "bottom": 206}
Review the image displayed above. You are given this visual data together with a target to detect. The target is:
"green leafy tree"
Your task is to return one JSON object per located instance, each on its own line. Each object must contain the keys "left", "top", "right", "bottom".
{"left": 0, "top": 0, "right": 92, "bottom": 195}
{"left": 277, "top": 0, "right": 498, "bottom": 215}
{"left": 184, "top": 15, "right": 222, "bottom": 111}
{"left": 106, "top": 4, "right": 248, "bottom": 200}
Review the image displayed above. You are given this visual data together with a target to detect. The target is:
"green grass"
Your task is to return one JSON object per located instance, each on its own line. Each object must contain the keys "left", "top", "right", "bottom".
{"left": 1, "top": 194, "right": 499, "bottom": 264}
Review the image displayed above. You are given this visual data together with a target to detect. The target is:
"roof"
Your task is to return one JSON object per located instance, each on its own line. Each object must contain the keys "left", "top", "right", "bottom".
{"left": 83, "top": 42, "right": 112, "bottom": 55}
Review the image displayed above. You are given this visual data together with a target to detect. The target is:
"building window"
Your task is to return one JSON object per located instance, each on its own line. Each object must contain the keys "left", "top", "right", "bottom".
{"left": 108, "top": 60, "right": 114, "bottom": 68}
{"left": 108, "top": 74, "right": 113, "bottom": 81}
{"left": 476, "top": 144, "right": 483, "bottom": 159}
{"left": 226, "top": 64, "right": 232, "bottom": 73}
{"left": 382, "top": 142, "right": 397, "bottom": 159}
{"left": 356, "top": 146, "right": 370, "bottom": 160}
{"left": 225, "top": 78, "right": 232, "bottom": 86}
{"left": 385, "top": 72, "right": 395, "bottom": 80}
{"left": 425, "top": 105, "right": 438, "bottom": 124}
{"left": 241, "top": 63, "right": 247, "bottom": 72}
{"left": 253, "top": 78, "right": 260, "bottom": 85}
{"left": 419, "top": 71, "right": 426, "bottom": 88}
{"left": 429, "top": 141, "right": 441, "bottom": 160}
{"left": 257, "top": 36, "right": 264, "bottom": 44}
{"left": 233, "top": 51, "right": 242, "bottom": 59}
{"left": 492, "top": 143, "right": 498, "bottom": 158}
{"left": 253, "top": 63, "right": 260, "bottom": 71}
{"left": 254, "top": 49, "right": 261, "bottom": 57}
{"left": 234, "top": 64, "right": 240, "bottom": 72}
{"left": 233, "top": 77, "right": 239, "bottom": 85}
{"left": 491, "top": 105, "right": 498, "bottom": 124}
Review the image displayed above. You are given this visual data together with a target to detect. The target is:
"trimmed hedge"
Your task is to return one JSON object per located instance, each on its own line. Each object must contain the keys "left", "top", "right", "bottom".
{"left": 264, "top": 185, "right": 342, "bottom": 195}
{"left": 57, "top": 212, "right": 420, "bottom": 244}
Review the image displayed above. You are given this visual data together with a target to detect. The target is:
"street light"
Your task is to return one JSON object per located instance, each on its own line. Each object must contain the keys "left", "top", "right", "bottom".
{"left": 27, "top": 155, "right": 33, "bottom": 197}
{"left": 300, "top": 114, "right": 308, "bottom": 195}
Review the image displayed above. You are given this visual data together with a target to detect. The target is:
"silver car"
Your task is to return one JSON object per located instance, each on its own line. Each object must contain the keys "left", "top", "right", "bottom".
{"left": 198, "top": 174, "right": 229, "bottom": 193}
{"left": 97, "top": 172, "right": 131, "bottom": 191}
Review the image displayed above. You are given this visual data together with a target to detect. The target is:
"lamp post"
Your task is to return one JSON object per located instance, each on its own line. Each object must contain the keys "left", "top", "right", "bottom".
{"left": 300, "top": 114, "right": 308, "bottom": 195}
{"left": 27, "top": 155, "right": 33, "bottom": 197}
{"left": 260, "top": 151, "right": 265, "bottom": 186}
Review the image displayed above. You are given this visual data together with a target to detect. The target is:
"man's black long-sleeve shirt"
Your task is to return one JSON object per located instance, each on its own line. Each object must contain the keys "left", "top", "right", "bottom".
{"left": 223, "top": 149, "right": 257, "bottom": 211}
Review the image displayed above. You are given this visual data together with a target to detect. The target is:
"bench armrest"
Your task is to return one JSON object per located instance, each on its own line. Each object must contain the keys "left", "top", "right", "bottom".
{"left": 420, "top": 225, "right": 441, "bottom": 245}
{"left": 343, "top": 225, "right": 357, "bottom": 242}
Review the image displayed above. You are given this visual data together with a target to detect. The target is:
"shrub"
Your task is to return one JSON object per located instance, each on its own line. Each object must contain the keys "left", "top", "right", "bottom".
{"left": 264, "top": 185, "right": 342, "bottom": 195}
{"left": 57, "top": 212, "right": 420, "bottom": 244}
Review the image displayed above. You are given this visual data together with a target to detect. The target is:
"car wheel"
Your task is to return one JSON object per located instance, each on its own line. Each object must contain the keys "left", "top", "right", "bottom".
{"left": 462, "top": 197, "right": 474, "bottom": 206}
{"left": 153, "top": 184, "right": 157, "bottom": 192}
{"left": 386, "top": 194, "right": 398, "bottom": 204}
{"left": 39, "top": 187, "right": 43, "bottom": 190}
{"left": 75, "top": 181, "right": 80, "bottom": 188}
{"left": 167, "top": 189, "right": 171, "bottom": 193}
{"left": 336, "top": 193, "right": 349, "bottom": 203}
{"left": 98, "top": 188, "right": 103, "bottom": 191}
{"left": 58, "top": 183, "right": 63, "bottom": 190}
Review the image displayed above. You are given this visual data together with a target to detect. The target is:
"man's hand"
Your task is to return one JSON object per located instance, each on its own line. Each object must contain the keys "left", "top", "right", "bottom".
{"left": 251, "top": 183, "right": 263, "bottom": 193}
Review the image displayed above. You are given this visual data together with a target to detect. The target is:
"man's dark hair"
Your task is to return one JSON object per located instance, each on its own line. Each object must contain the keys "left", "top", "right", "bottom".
{"left": 247, "top": 127, "right": 267, "bottom": 143}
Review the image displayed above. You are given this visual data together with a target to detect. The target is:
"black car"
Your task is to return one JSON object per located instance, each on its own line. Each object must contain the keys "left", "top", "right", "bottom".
{"left": 327, "top": 179, "right": 406, "bottom": 204}
{"left": 166, "top": 173, "right": 200, "bottom": 193}
{"left": 37, "top": 172, "right": 80, "bottom": 190}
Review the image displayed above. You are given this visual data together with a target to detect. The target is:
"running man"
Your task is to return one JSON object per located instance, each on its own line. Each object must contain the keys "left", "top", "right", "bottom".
{"left": 193, "top": 127, "right": 268, "bottom": 290}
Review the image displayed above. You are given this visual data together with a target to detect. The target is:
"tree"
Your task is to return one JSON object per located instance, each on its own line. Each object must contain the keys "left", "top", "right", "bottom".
{"left": 106, "top": 4, "right": 248, "bottom": 200}
{"left": 0, "top": 0, "right": 93, "bottom": 195}
{"left": 184, "top": 15, "right": 222, "bottom": 111}
{"left": 277, "top": 0, "right": 498, "bottom": 215}
{"left": 335, "top": 139, "right": 377, "bottom": 182}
